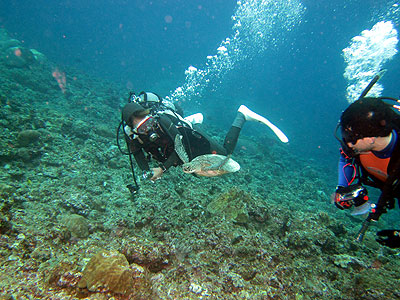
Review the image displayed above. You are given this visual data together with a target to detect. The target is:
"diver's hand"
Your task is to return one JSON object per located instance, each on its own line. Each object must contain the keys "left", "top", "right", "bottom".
{"left": 150, "top": 167, "right": 163, "bottom": 181}
{"left": 376, "top": 229, "right": 400, "bottom": 248}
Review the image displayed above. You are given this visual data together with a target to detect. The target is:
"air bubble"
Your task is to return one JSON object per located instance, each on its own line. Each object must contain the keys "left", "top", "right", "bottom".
{"left": 343, "top": 21, "right": 398, "bottom": 103}
{"left": 167, "top": 0, "right": 305, "bottom": 104}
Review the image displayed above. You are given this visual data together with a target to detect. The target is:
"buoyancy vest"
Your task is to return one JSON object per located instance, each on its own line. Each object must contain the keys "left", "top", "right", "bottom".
{"left": 359, "top": 152, "right": 390, "bottom": 182}
{"left": 357, "top": 129, "right": 400, "bottom": 197}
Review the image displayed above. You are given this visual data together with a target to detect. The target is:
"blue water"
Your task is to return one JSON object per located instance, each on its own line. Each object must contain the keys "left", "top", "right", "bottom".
{"left": 1, "top": 0, "right": 400, "bottom": 165}
{"left": 1, "top": 0, "right": 236, "bottom": 86}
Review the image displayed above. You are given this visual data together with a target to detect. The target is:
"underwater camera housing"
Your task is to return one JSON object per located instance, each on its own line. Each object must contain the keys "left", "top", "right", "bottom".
{"left": 335, "top": 184, "right": 369, "bottom": 210}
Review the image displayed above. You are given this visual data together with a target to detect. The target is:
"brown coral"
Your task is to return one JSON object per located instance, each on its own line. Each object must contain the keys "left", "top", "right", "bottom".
{"left": 77, "top": 250, "right": 148, "bottom": 296}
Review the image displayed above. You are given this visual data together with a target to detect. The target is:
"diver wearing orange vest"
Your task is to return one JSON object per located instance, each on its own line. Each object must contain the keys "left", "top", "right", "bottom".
{"left": 335, "top": 97, "right": 400, "bottom": 248}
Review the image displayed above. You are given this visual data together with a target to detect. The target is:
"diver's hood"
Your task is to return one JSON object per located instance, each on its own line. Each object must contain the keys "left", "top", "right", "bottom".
{"left": 122, "top": 102, "right": 146, "bottom": 124}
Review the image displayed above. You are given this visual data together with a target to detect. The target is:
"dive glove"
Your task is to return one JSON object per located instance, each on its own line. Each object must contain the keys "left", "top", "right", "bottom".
{"left": 376, "top": 229, "right": 400, "bottom": 248}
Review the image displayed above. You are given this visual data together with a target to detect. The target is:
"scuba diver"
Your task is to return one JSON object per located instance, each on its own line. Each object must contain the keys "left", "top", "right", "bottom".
{"left": 334, "top": 92, "right": 400, "bottom": 248}
{"left": 119, "top": 91, "right": 288, "bottom": 185}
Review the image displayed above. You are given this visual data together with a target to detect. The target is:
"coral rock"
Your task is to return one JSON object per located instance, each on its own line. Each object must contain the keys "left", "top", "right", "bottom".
{"left": 78, "top": 250, "right": 148, "bottom": 295}
{"left": 207, "top": 188, "right": 250, "bottom": 223}
{"left": 62, "top": 214, "right": 90, "bottom": 239}
{"left": 16, "top": 129, "right": 41, "bottom": 147}
{"left": 121, "top": 237, "right": 171, "bottom": 273}
{"left": 3, "top": 46, "right": 36, "bottom": 67}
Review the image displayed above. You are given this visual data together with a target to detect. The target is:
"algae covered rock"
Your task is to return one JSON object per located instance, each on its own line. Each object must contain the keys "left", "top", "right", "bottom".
{"left": 120, "top": 237, "right": 171, "bottom": 273}
{"left": 0, "top": 28, "right": 21, "bottom": 51}
{"left": 3, "top": 46, "right": 36, "bottom": 68}
{"left": 0, "top": 38, "right": 21, "bottom": 51}
{"left": 61, "top": 214, "right": 90, "bottom": 239}
{"left": 207, "top": 188, "right": 250, "bottom": 223}
{"left": 0, "top": 183, "right": 16, "bottom": 198}
{"left": 0, "top": 214, "right": 12, "bottom": 234}
{"left": 30, "top": 48, "right": 47, "bottom": 63}
{"left": 17, "top": 129, "right": 41, "bottom": 147}
{"left": 78, "top": 250, "right": 149, "bottom": 296}
{"left": 60, "top": 119, "right": 91, "bottom": 140}
{"left": 0, "top": 188, "right": 14, "bottom": 234}
{"left": 333, "top": 254, "right": 368, "bottom": 270}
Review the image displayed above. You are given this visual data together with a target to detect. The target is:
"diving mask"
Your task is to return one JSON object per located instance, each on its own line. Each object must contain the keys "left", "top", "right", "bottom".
{"left": 334, "top": 123, "right": 358, "bottom": 158}
{"left": 134, "top": 115, "right": 156, "bottom": 135}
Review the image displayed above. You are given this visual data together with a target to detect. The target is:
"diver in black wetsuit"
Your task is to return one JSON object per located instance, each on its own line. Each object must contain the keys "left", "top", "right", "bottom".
{"left": 121, "top": 92, "right": 288, "bottom": 181}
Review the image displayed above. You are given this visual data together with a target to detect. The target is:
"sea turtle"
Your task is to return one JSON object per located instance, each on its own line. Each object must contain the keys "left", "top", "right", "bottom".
{"left": 174, "top": 134, "right": 240, "bottom": 177}
{"left": 182, "top": 154, "right": 240, "bottom": 177}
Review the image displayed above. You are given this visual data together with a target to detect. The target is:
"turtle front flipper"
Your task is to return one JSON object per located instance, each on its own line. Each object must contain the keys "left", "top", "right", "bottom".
{"left": 174, "top": 134, "right": 189, "bottom": 163}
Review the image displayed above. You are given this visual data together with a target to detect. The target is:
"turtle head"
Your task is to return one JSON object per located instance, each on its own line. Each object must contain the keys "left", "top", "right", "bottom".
{"left": 182, "top": 162, "right": 197, "bottom": 174}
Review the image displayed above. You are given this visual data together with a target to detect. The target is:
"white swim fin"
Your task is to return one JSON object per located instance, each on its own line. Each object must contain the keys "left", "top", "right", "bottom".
{"left": 184, "top": 113, "right": 204, "bottom": 125}
{"left": 238, "top": 105, "right": 289, "bottom": 143}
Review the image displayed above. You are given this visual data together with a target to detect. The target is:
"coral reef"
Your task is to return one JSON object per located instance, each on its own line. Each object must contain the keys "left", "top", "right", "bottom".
{"left": 0, "top": 28, "right": 399, "bottom": 300}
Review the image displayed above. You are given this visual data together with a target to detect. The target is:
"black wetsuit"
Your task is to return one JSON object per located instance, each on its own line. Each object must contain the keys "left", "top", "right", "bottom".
{"left": 128, "top": 112, "right": 243, "bottom": 171}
